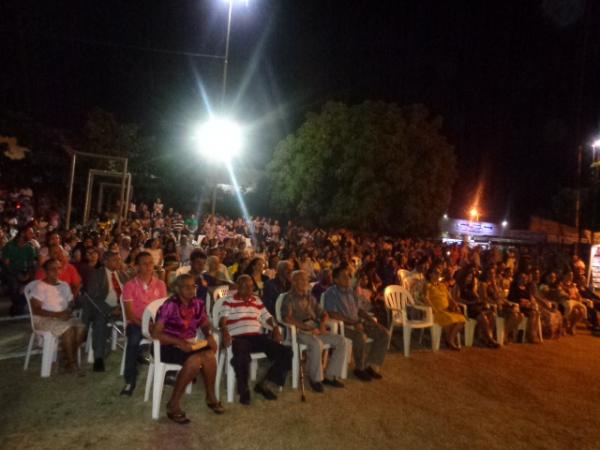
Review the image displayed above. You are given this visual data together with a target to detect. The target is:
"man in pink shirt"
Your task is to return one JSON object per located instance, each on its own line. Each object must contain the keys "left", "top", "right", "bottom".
{"left": 120, "top": 251, "right": 167, "bottom": 396}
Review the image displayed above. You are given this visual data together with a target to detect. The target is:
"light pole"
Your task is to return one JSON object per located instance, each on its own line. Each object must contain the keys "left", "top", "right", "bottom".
{"left": 220, "top": 0, "right": 247, "bottom": 108}
{"left": 194, "top": 116, "right": 244, "bottom": 218}
{"left": 221, "top": 0, "right": 234, "bottom": 108}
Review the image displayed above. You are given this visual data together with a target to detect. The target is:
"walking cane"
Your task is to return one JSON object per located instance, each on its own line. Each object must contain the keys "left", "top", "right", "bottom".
{"left": 299, "top": 346, "right": 306, "bottom": 402}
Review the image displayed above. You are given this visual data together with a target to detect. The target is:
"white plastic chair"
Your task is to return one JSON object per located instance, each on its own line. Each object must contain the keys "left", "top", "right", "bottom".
{"left": 23, "top": 281, "right": 82, "bottom": 377}
{"left": 141, "top": 297, "right": 194, "bottom": 419}
{"left": 206, "top": 285, "right": 230, "bottom": 317}
{"left": 319, "top": 292, "right": 356, "bottom": 379}
{"left": 383, "top": 285, "right": 441, "bottom": 356}
{"left": 212, "top": 296, "right": 267, "bottom": 403}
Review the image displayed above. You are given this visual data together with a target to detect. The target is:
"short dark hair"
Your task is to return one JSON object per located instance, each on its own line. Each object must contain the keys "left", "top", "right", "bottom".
{"left": 103, "top": 250, "right": 119, "bottom": 261}
{"left": 43, "top": 258, "right": 59, "bottom": 272}
{"left": 190, "top": 249, "right": 207, "bottom": 262}
{"left": 332, "top": 266, "right": 346, "bottom": 280}
{"left": 135, "top": 251, "right": 152, "bottom": 265}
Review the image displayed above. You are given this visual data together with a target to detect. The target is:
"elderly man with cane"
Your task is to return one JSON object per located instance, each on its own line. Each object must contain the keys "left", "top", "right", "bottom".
{"left": 82, "top": 251, "right": 128, "bottom": 372}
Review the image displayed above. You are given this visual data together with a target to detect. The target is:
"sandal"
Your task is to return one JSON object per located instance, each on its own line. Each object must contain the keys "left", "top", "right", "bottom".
{"left": 166, "top": 410, "right": 191, "bottom": 425}
{"left": 206, "top": 401, "right": 225, "bottom": 415}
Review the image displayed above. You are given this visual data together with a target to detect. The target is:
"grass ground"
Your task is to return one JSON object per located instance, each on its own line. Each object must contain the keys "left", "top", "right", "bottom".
{"left": 0, "top": 330, "right": 599, "bottom": 450}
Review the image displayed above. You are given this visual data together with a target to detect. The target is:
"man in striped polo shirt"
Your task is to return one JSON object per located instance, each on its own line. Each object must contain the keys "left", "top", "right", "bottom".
{"left": 219, "top": 275, "right": 292, "bottom": 405}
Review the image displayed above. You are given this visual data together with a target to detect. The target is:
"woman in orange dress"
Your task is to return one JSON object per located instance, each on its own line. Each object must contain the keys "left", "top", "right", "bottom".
{"left": 424, "top": 268, "right": 465, "bottom": 350}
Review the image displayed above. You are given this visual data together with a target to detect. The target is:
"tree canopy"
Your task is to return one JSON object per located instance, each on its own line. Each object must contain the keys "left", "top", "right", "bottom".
{"left": 266, "top": 101, "right": 457, "bottom": 236}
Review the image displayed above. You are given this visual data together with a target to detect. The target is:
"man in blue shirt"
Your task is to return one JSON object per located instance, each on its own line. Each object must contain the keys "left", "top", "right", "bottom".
{"left": 324, "top": 267, "right": 390, "bottom": 381}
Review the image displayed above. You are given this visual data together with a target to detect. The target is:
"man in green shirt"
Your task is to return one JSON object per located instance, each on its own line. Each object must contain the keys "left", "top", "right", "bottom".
{"left": 2, "top": 226, "right": 37, "bottom": 315}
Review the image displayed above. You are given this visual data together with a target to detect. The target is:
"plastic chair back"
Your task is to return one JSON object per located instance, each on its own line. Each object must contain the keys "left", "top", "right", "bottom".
{"left": 141, "top": 297, "right": 168, "bottom": 340}
{"left": 383, "top": 285, "right": 408, "bottom": 324}
{"left": 24, "top": 280, "right": 40, "bottom": 331}
{"left": 274, "top": 293, "right": 286, "bottom": 323}
{"left": 212, "top": 285, "right": 230, "bottom": 302}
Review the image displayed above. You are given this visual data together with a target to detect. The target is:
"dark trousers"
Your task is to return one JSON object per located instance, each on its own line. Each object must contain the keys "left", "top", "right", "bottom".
{"left": 231, "top": 334, "right": 292, "bottom": 394}
{"left": 7, "top": 273, "right": 26, "bottom": 316}
{"left": 82, "top": 297, "right": 114, "bottom": 359}
{"left": 124, "top": 324, "right": 143, "bottom": 386}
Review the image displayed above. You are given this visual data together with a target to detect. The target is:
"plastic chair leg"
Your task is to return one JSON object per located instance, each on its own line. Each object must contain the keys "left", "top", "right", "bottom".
{"left": 403, "top": 326, "right": 411, "bottom": 357}
{"left": 111, "top": 327, "right": 118, "bottom": 351}
{"left": 120, "top": 338, "right": 127, "bottom": 376}
{"left": 226, "top": 362, "right": 236, "bottom": 403}
{"left": 86, "top": 332, "right": 94, "bottom": 364}
{"left": 41, "top": 336, "right": 56, "bottom": 377}
{"left": 496, "top": 317, "right": 505, "bottom": 346}
{"left": 151, "top": 365, "right": 165, "bottom": 420}
{"left": 465, "top": 320, "right": 476, "bottom": 347}
{"left": 24, "top": 333, "right": 34, "bottom": 370}
{"left": 341, "top": 339, "right": 352, "bottom": 379}
{"left": 431, "top": 325, "right": 442, "bottom": 351}
{"left": 144, "top": 363, "right": 154, "bottom": 402}
{"left": 250, "top": 360, "right": 258, "bottom": 381}
{"left": 387, "top": 325, "right": 395, "bottom": 350}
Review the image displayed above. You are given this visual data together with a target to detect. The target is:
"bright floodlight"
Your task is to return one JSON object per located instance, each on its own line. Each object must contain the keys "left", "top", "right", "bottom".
{"left": 469, "top": 208, "right": 478, "bottom": 218}
{"left": 593, "top": 139, "right": 600, "bottom": 148}
{"left": 501, "top": 220, "right": 508, "bottom": 228}
{"left": 443, "top": 214, "right": 449, "bottom": 220}
{"left": 195, "top": 117, "right": 243, "bottom": 163}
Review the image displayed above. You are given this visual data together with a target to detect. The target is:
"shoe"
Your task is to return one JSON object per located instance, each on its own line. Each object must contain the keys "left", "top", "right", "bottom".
{"left": 353, "top": 369, "right": 372, "bottom": 382}
{"left": 120, "top": 384, "right": 135, "bottom": 396}
{"left": 365, "top": 367, "right": 382, "bottom": 380}
{"left": 254, "top": 383, "right": 278, "bottom": 400}
{"left": 323, "top": 378, "right": 345, "bottom": 388}
{"left": 164, "top": 371, "right": 177, "bottom": 386}
{"left": 239, "top": 391, "right": 251, "bottom": 405}
{"left": 93, "top": 358, "right": 105, "bottom": 372}
{"left": 309, "top": 380, "right": 324, "bottom": 393}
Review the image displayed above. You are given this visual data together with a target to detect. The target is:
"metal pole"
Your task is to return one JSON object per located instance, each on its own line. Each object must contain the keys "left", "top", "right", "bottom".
{"left": 575, "top": 144, "right": 583, "bottom": 256}
{"left": 221, "top": 0, "right": 233, "bottom": 108}
{"left": 83, "top": 170, "right": 94, "bottom": 225}
{"left": 98, "top": 183, "right": 105, "bottom": 213}
{"left": 65, "top": 153, "right": 77, "bottom": 229}
{"left": 117, "top": 159, "right": 128, "bottom": 229}
{"left": 124, "top": 174, "right": 132, "bottom": 220}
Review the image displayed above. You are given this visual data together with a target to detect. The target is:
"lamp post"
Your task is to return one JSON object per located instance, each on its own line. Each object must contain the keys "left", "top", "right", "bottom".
{"left": 220, "top": 0, "right": 247, "bottom": 108}
{"left": 194, "top": 117, "right": 244, "bottom": 218}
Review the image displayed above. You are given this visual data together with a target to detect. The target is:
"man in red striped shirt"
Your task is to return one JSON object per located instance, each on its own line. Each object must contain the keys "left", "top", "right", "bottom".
{"left": 219, "top": 275, "right": 292, "bottom": 405}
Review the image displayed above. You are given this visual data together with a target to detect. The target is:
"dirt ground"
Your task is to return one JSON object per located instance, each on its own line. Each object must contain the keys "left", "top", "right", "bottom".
{"left": 0, "top": 330, "right": 599, "bottom": 450}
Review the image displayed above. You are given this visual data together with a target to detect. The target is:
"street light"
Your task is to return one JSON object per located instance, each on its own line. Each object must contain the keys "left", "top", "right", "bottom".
{"left": 469, "top": 207, "right": 479, "bottom": 222}
{"left": 193, "top": 116, "right": 244, "bottom": 218}
{"left": 501, "top": 220, "right": 508, "bottom": 228}
{"left": 195, "top": 117, "right": 243, "bottom": 163}
{"left": 220, "top": 0, "right": 248, "bottom": 107}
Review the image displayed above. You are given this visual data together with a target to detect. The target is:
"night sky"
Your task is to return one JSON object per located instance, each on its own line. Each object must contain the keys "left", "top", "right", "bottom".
{"left": 2, "top": 0, "right": 600, "bottom": 227}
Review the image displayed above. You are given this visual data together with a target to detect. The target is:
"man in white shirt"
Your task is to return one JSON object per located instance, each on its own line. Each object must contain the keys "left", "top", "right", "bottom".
{"left": 83, "top": 251, "right": 128, "bottom": 372}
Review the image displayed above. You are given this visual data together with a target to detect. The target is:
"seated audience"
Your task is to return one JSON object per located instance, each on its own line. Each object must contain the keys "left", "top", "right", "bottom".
{"left": 29, "top": 258, "right": 86, "bottom": 374}
{"left": 324, "top": 267, "right": 390, "bottom": 380}
{"left": 218, "top": 275, "right": 292, "bottom": 404}
{"left": 120, "top": 251, "right": 167, "bottom": 396}
{"left": 152, "top": 274, "right": 223, "bottom": 422}
{"left": 282, "top": 270, "right": 349, "bottom": 391}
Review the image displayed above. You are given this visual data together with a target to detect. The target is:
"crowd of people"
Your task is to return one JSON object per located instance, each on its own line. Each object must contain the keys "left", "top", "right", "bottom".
{"left": 2, "top": 195, "right": 600, "bottom": 424}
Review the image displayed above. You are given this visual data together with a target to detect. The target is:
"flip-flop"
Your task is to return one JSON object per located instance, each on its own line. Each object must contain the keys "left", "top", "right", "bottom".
{"left": 167, "top": 410, "right": 191, "bottom": 425}
{"left": 206, "top": 401, "right": 225, "bottom": 415}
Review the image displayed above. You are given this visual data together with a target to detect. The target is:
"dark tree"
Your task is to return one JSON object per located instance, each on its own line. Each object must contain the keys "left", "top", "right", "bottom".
{"left": 267, "top": 101, "right": 457, "bottom": 236}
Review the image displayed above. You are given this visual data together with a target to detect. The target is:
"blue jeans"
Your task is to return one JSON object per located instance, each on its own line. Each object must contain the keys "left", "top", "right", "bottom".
{"left": 124, "top": 324, "right": 143, "bottom": 386}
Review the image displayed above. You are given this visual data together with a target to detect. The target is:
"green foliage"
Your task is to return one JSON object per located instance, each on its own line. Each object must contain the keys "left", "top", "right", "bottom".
{"left": 266, "top": 101, "right": 456, "bottom": 236}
